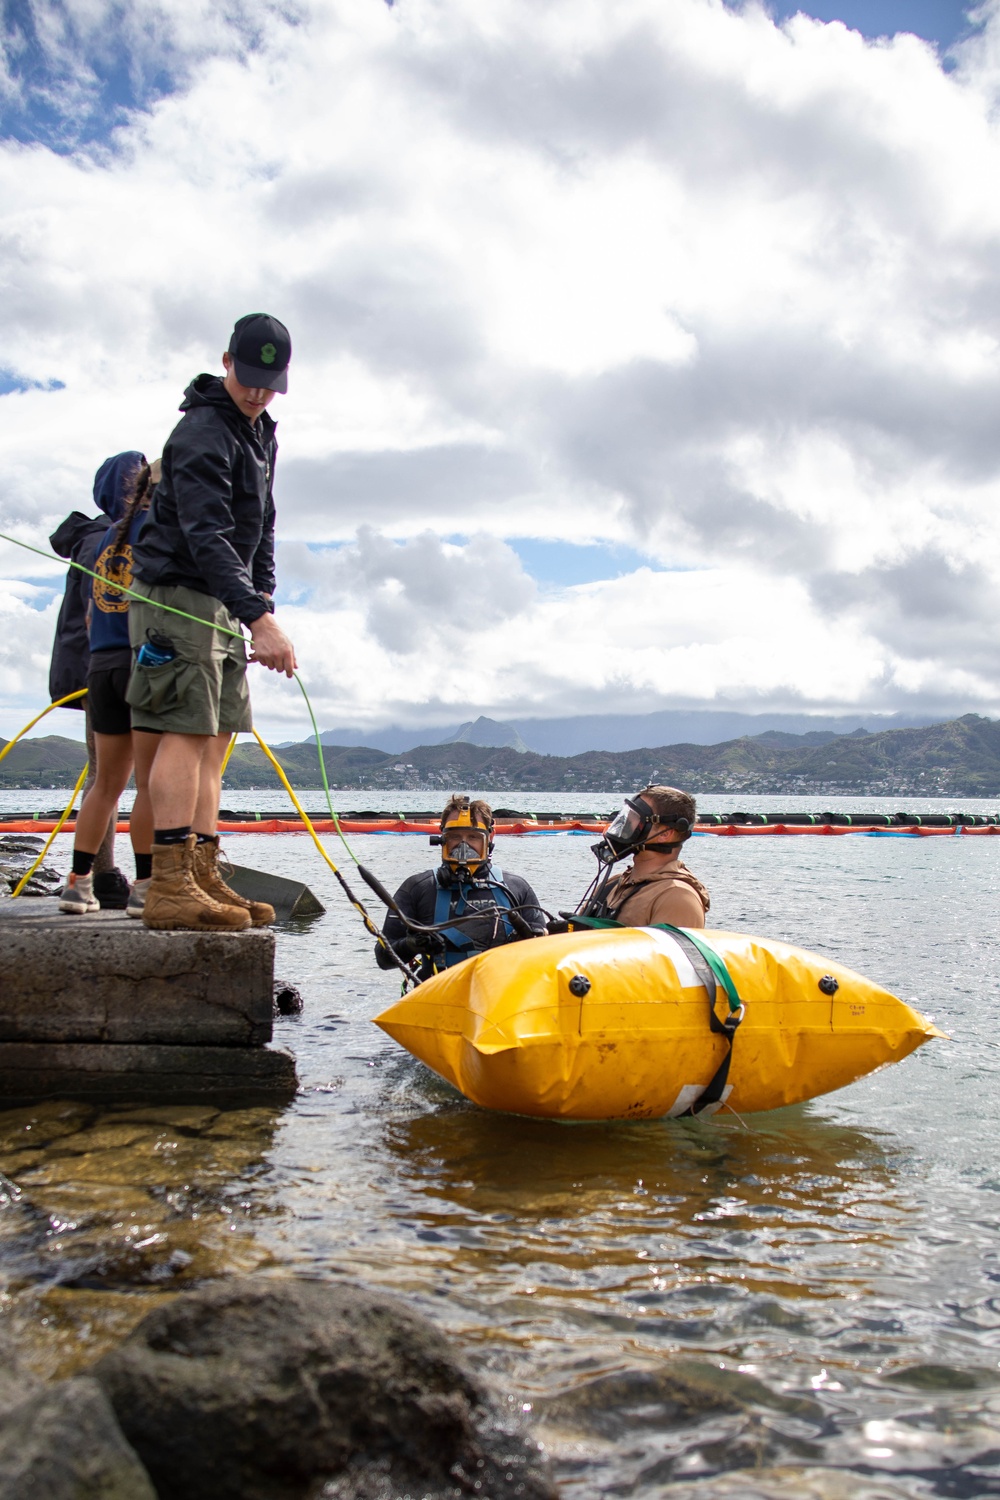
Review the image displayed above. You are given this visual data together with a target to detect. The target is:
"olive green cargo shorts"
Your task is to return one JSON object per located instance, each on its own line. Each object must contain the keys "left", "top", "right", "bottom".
{"left": 126, "top": 582, "right": 253, "bottom": 736}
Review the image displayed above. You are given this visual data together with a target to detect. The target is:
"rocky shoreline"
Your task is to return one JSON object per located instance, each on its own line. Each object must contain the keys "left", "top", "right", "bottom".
{"left": 0, "top": 833, "right": 62, "bottom": 898}
{"left": 0, "top": 1277, "right": 555, "bottom": 1500}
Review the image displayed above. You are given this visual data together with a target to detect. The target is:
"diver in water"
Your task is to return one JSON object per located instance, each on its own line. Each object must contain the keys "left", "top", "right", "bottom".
{"left": 576, "top": 784, "right": 710, "bottom": 929}
{"left": 374, "top": 795, "right": 547, "bottom": 980}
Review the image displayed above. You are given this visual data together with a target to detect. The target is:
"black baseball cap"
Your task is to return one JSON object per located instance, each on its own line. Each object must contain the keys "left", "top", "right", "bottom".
{"left": 228, "top": 313, "right": 292, "bottom": 393}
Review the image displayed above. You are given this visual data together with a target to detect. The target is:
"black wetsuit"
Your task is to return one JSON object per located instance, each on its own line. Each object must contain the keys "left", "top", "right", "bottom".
{"left": 375, "top": 864, "right": 546, "bottom": 979}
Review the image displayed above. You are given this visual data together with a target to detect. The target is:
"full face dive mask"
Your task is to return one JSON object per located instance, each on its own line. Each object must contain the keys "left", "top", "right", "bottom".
{"left": 602, "top": 795, "right": 691, "bottom": 859}
{"left": 429, "top": 798, "right": 493, "bottom": 876}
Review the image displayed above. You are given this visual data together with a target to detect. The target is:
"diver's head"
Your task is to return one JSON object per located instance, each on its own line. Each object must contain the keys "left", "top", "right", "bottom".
{"left": 602, "top": 784, "right": 696, "bottom": 860}
{"left": 430, "top": 794, "right": 494, "bottom": 877}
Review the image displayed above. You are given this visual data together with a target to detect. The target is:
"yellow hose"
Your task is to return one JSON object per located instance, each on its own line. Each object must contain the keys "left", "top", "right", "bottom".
{"left": 251, "top": 731, "right": 347, "bottom": 879}
{"left": 220, "top": 733, "right": 237, "bottom": 775}
{"left": 251, "top": 729, "right": 404, "bottom": 966}
{"left": 0, "top": 688, "right": 88, "bottom": 767}
{"left": 10, "top": 760, "right": 90, "bottom": 898}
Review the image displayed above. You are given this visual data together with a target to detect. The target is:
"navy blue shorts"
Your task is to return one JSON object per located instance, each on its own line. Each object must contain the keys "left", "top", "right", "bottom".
{"left": 86, "top": 664, "right": 132, "bottom": 736}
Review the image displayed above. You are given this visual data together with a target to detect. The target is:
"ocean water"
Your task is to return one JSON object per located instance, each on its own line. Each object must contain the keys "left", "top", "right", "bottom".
{"left": 2, "top": 791, "right": 1000, "bottom": 1496}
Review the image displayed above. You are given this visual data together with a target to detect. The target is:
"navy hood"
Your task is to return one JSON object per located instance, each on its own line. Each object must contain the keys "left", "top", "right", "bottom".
{"left": 93, "top": 451, "right": 145, "bottom": 522}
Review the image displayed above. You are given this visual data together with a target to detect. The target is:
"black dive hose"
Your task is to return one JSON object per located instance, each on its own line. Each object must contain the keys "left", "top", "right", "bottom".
{"left": 574, "top": 842, "right": 622, "bottom": 918}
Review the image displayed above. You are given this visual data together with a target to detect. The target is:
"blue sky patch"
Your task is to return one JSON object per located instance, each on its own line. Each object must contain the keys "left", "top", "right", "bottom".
{"left": 507, "top": 538, "right": 669, "bottom": 589}
{"left": 766, "top": 2, "right": 979, "bottom": 48}
{"left": 0, "top": 0, "right": 266, "bottom": 152}
{"left": 16, "top": 584, "right": 61, "bottom": 611}
{"left": 0, "top": 0, "right": 157, "bottom": 150}
{"left": 0, "top": 371, "right": 65, "bottom": 395}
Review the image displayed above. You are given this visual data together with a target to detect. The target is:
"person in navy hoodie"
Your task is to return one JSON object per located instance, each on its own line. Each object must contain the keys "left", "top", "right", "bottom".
{"left": 59, "top": 456, "right": 162, "bottom": 917}
{"left": 49, "top": 453, "right": 144, "bottom": 906}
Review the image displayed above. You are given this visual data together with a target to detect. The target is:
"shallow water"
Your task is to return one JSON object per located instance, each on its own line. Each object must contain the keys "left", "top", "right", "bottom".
{"left": 3, "top": 794, "right": 1000, "bottom": 1496}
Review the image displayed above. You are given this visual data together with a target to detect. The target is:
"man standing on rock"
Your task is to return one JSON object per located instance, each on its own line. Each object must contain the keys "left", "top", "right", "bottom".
{"left": 127, "top": 314, "right": 297, "bottom": 931}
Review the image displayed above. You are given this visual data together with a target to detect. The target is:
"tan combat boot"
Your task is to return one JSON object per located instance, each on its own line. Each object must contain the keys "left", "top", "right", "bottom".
{"left": 192, "top": 835, "right": 275, "bottom": 927}
{"left": 143, "top": 836, "right": 251, "bottom": 932}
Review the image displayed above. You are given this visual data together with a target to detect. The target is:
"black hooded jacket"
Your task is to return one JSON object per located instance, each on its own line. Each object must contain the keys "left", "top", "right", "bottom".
{"left": 48, "top": 450, "right": 146, "bottom": 704}
{"left": 48, "top": 514, "right": 107, "bottom": 705}
{"left": 131, "top": 375, "right": 277, "bottom": 625}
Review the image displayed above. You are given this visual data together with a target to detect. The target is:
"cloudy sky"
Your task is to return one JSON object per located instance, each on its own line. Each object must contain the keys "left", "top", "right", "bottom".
{"left": 2, "top": 0, "right": 1000, "bottom": 743}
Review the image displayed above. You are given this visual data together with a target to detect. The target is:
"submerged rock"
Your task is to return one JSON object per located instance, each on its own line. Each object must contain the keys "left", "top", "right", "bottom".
{"left": 885, "top": 1362, "right": 985, "bottom": 1390}
{"left": 538, "top": 1360, "right": 821, "bottom": 1440}
{"left": 0, "top": 1375, "right": 156, "bottom": 1500}
{"left": 658, "top": 1467, "right": 923, "bottom": 1499}
{"left": 93, "top": 1277, "right": 555, "bottom": 1500}
{"left": 273, "top": 981, "right": 304, "bottom": 1017}
{"left": 0, "top": 1325, "right": 38, "bottom": 1417}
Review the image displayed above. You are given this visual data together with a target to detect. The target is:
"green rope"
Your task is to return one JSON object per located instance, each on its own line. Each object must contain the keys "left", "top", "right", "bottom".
{"left": 294, "top": 656, "right": 357, "bottom": 864}
{"left": 657, "top": 924, "right": 742, "bottom": 1012}
{"left": 0, "top": 527, "right": 358, "bottom": 864}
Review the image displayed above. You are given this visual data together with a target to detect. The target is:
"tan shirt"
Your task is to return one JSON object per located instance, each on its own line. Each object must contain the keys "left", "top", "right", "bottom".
{"left": 604, "top": 860, "right": 710, "bottom": 930}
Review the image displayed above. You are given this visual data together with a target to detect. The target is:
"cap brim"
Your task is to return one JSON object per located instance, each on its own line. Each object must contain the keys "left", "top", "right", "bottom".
{"left": 232, "top": 358, "right": 288, "bottom": 394}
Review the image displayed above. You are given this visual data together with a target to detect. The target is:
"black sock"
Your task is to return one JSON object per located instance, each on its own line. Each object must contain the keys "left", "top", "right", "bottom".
{"left": 72, "top": 849, "right": 96, "bottom": 877}
{"left": 134, "top": 853, "right": 153, "bottom": 881}
{"left": 154, "top": 826, "right": 191, "bottom": 846}
{"left": 194, "top": 832, "right": 218, "bottom": 845}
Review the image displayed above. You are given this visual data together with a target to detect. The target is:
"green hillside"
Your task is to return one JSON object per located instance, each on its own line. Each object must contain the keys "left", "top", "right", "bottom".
{"left": 0, "top": 734, "right": 88, "bottom": 789}
{"left": 5, "top": 715, "right": 1000, "bottom": 797}
{"left": 217, "top": 714, "right": 1000, "bottom": 797}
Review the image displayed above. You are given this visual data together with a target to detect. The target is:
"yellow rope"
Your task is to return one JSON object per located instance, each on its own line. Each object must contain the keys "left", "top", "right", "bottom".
{"left": 220, "top": 733, "right": 237, "bottom": 776}
{"left": 252, "top": 730, "right": 347, "bottom": 878}
{"left": 10, "top": 760, "right": 90, "bottom": 898}
{"left": 0, "top": 688, "right": 88, "bottom": 768}
{"left": 251, "top": 729, "right": 404, "bottom": 964}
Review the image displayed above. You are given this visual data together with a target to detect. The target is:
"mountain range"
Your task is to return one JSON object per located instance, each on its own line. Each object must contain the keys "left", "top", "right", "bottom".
{"left": 5, "top": 714, "right": 1000, "bottom": 797}
{"left": 309, "top": 708, "right": 943, "bottom": 756}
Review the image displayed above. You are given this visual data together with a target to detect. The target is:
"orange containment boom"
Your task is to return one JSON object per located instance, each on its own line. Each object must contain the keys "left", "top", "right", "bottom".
{"left": 1, "top": 809, "right": 999, "bottom": 836}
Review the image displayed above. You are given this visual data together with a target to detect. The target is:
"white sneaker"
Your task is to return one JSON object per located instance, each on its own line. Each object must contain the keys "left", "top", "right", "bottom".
{"left": 126, "top": 877, "right": 152, "bottom": 918}
{"left": 59, "top": 872, "right": 100, "bottom": 915}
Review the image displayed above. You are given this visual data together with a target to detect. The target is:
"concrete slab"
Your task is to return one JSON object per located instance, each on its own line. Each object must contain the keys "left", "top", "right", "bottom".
{"left": 0, "top": 1042, "right": 297, "bottom": 1108}
{"left": 0, "top": 907, "right": 274, "bottom": 1046}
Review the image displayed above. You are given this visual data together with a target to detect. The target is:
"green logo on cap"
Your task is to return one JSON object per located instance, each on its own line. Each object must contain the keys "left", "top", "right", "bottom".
{"left": 260, "top": 342, "right": 277, "bottom": 365}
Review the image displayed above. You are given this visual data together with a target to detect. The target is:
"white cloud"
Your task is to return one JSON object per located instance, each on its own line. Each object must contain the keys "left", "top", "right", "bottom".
{"left": 240, "top": 550, "right": 950, "bottom": 740}
{"left": 280, "top": 528, "right": 536, "bottom": 652}
{"left": 4, "top": 0, "right": 1000, "bottom": 739}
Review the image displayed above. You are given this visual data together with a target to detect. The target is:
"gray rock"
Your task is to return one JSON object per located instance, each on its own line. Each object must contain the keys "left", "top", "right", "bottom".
{"left": 93, "top": 1277, "right": 555, "bottom": 1500}
{"left": 0, "top": 1375, "right": 156, "bottom": 1499}
{"left": 273, "top": 981, "right": 304, "bottom": 1017}
{"left": 0, "top": 1323, "right": 38, "bottom": 1417}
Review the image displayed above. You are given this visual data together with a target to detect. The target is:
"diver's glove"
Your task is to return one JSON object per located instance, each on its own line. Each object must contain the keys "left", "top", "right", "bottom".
{"left": 375, "top": 930, "right": 448, "bottom": 970}
{"left": 417, "top": 931, "right": 447, "bottom": 960}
